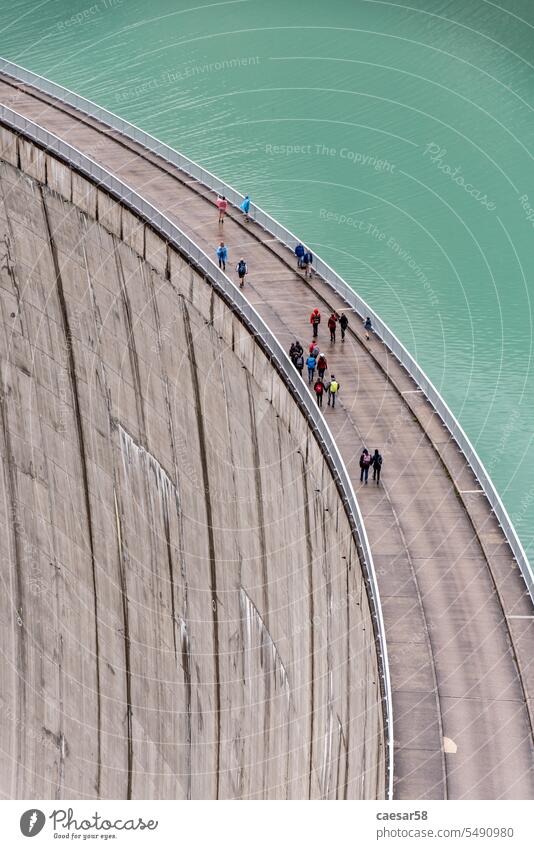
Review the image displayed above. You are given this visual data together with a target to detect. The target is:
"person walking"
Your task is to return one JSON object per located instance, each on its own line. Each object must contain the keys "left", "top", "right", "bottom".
{"left": 236, "top": 258, "right": 248, "bottom": 287}
{"left": 310, "top": 308, "right": 321, "bottom": 338}
{"left": 309, "top": 340, "right": 320, "bottom": 359}
{"left": 360, "top": 448, "right": 372, "bottom": 484}
{"left": 240, "top": 194, "right": 251, "bottom": 221}
{"left": 317, "top": 352, "right": 327, "bottom": 380}
{"left": 302, "top": 247, "right": 313, "bottom": 277}
{"left": 372, "top": 449, "right": 383, "bottom": 485}
{"left": 306, "top": 353, "right": 316, "bottom": 384}
{"left": 295, "top": 352, "right": 304, "bottom": 376}
{"left": 364, "top": 316, "right": 373, "bottom": 340}
{"left": 339, "top": 312, "right": 349, "bottom": 342}
{"left": 328, "top": 312, "right": 338, "bottom": 343}
{"left": 216, "top": 241, "right": 227, "bottom": 270}
{"left": 314, "top": 378, "right": 325, "bottom": 408}
{"left": 294, "top": 340, "right": 303, "bottom": 358}
{"left": 327, "top": 374, "right": 340, "bottom": 408}
{"left": 295, "top": 242, "right": 305, "bottom": 268}
{"left": 216, "top": 194, "right": 228, "bottom": 224}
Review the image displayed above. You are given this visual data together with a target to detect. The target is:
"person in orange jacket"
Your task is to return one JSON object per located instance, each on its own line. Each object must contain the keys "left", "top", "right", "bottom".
{"left": 310, "top": 308, "right": 321, "bottom": 338}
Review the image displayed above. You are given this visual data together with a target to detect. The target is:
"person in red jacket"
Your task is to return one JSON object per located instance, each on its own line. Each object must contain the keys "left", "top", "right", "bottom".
{"left": 310, "top": 308, "right": 321, "bottom": 338}
{"left": 317, "top": 353, "right": 327, "bottom": 379}
{"left": 328, "top": 312, "right": 338, "bottom": 343}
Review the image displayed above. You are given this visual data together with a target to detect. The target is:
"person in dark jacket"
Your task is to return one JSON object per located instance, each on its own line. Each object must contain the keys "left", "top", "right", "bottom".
{"left": 364, "top": 316, "right": 373, "bottom": 340}
{"left": 314, "top": 378, "right": 325, "bottom": 408}
{"left": 295, "top": 242, "right": 305, "bottom": 268}
{"left": 372, "top": 449, "right": 383, "bottom": 485}
{"left": 360, "top": 448, "right": 372, "bottom": 484}
{"left": 236, "top": 258, "right": 248, "bottom": 287}
{"left": 339, "top": 312, "right": 349, "bottom": 342}
{"left": 294, "top": 353, "right": 304, "bottom": 375}
{"left": 302, "top": 248, "right": 313, "bottom": 277}
{"left": 328, "top": 313, "right": 338, "bottom": 343}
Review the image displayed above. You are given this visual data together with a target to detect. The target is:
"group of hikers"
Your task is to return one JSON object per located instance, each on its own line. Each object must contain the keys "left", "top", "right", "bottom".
{"left": 216, "top": 194, "right": 251, "bottom": 286}
{"left": 289, "top": 339, "right": 340, "bottom": 408}
{"left": 214, "top": 192, "right": 383, "bottom": 484}
{"left": 308, "top": 307, "right": 350, "bottom": 342}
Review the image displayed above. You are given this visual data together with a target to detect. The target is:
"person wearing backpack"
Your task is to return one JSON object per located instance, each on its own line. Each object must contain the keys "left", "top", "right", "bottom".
{"left": 295, "top": 353, "right": 304, "bottom": 376}
{"left": 317, "top": 353, "right": 327, "bottom": 379}
{"left": 372, "top": 449, "right": 383, "bottom": 485}
{"left": 309, "top": 340, "right": 320, "bottom": 359}
{"left": 236, "top": 258, "right": 248, "bottom": 287}
{"left": 216, "top": 194, "right": 228, "bottom": 224}
{"left": 313, "top": 378, "right": 325, "bottom": 408}
{"left": 360, "top": 448, "right": 372, "bottom": 484}
{"left": 310, "top": 308, "right": 321, "bottom": 338}
{"left": 306, "top": 354, "right": 316, "bottom": 384}
{"left": 327, "top": 374, "right": 340, "bottom": 408}
{"left": 216, "top": 241, "right": 227, "bottom": 270}
{"left": 328, "top": 313, "right": 338, "bottom": 343}
{"left": 295, "top": 242, "right": 305, "bottom": 268}
{"left": 339, "top": 312, "right": 349, "bottom": 342}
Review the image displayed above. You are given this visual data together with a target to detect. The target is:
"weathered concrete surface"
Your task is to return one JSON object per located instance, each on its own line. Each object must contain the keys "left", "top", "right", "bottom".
{"left": 1, "top": 74, "right": 533, "bottom": 801}
{"left": 0, "top": 152, "right": 385, "bottom": 799}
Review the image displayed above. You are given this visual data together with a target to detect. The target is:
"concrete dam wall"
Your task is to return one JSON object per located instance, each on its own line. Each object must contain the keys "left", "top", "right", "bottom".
{"left": 0, "top": 131, "right": 385, "bottom": 799}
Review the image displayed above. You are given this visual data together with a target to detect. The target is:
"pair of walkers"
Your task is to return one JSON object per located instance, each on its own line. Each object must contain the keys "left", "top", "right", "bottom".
{"left": 217, "top": 193, "right": 252, "bottom": 225}
{"left": 215, "top": 241, "right": 248, "bottom": 286}
{"left": 360, "top": 448, "right": 383, "bottom": 485}
{"left": 310, "top": 372, "right": 339, "bottom": 408}
{"left": 295, "top": 243, "right": 314, "bottom": 277}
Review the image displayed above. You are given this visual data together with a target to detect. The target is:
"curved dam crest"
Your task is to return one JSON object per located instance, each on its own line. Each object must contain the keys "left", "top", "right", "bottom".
{"left": 0, "top": 136, "right": 385, "bottom": 799}
{"left": 1, "top": 66, "right": 533, "bottom": 801}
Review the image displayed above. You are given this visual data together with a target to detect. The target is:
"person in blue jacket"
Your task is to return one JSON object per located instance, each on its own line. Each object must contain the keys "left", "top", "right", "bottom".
{"left": 306, "top": 354, "right": 316, "bottom": 384}
{"left": 295, "top": 242, "right": 305, "bottom": 268}
{"left": 240, "top": 195, "right": 251, "bottom": 221}
{"left": 216, "top": 241, "right": 228, "bottom": 270}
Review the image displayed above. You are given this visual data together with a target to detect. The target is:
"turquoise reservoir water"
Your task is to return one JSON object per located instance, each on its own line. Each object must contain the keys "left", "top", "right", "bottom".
{"left": 1, "top": 0, "right": 533, "bottom": 557}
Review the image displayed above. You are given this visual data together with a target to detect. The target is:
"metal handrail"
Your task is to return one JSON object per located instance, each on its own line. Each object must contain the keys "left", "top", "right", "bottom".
{"left": 0, "top": 57, "right": 530, "bottom": 605}
{"left": 0, "top": 104, "right": 394, "bottom": 800}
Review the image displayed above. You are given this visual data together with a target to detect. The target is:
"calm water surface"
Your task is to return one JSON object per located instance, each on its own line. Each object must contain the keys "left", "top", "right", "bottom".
{"left": 1, "top": 0, "right": 533, "bottom": 556}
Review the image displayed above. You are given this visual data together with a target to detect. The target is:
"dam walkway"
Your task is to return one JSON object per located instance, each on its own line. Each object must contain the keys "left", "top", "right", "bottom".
{"left": 1, "top": 71, "right": 533, "bottom": 800}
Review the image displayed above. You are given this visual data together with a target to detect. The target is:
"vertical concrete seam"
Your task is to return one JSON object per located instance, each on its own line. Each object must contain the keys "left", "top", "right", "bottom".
{"left": 181, "top": 297, "right": 221, "bottom": 798}
{"left": 39, "top": 184, "right": 102, "bottom": 797}
{"left": 113, "top": 487, "right": 133, "bottom": 799}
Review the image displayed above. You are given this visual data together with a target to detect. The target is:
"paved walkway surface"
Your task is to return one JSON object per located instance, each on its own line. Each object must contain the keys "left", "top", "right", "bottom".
{"left": 1, "top": 75, "right": 533, "bottom": 799}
